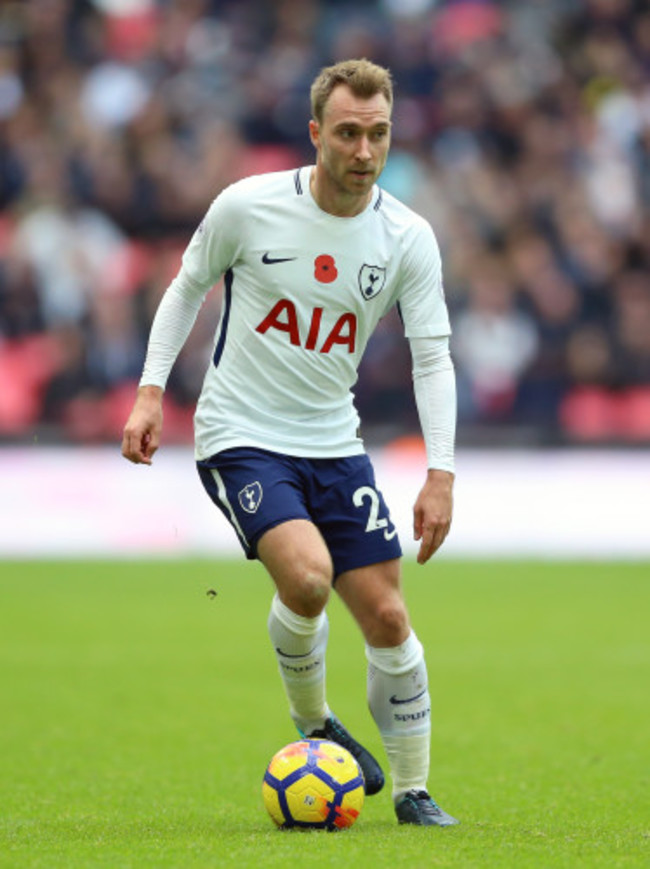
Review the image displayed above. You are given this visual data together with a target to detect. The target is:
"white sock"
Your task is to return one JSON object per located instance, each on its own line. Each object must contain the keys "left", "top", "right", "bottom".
{"left": 366, "top": 631, "right": 431, "bottom": 801}
{"left": 267, "top": 593, "right": 330, "bottom": 735}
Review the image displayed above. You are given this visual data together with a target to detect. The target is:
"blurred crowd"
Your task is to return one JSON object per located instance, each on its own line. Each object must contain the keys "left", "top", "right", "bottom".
{"left": 1, "top": 0, "right": 650, "bottom": 447}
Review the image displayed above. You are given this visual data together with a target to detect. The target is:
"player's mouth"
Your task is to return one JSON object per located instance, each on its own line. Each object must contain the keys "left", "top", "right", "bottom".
{"left": 349, "top": 168, "right": 374, "bottom": 181}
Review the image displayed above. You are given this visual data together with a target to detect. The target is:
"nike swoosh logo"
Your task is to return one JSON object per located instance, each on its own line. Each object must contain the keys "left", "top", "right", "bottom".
{"left": 262, "top": 252, "right": 297, "bottom": 264}
{"left": 275, "top": 646, "right": 315, "bottom": 659}
{"left": 389, "top": 688, "right": 428, "bottom": 705}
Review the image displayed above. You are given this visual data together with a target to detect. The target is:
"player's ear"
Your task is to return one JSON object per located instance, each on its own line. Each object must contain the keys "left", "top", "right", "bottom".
{"left": 309, "top": 119, "right": 320, "bottom": 149}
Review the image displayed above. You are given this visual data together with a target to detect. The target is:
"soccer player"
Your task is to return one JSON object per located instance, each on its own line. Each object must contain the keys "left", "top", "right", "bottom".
{"left": 122, "top": 59, "right": 458, "bottom": 827}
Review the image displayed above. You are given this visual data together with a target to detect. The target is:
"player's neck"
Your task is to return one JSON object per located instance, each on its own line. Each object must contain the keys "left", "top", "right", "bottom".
{"left": 309, "top": 167, "right": 372, "bottom": 218}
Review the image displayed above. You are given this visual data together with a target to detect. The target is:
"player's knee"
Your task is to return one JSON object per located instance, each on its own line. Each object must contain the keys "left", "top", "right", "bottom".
{"left": 285, "top": 559, "right": 332, "bottom": 617}
{"left": 368, "top": 599, "right": 410, "bottom": 647}
{"left": 297, "top": 566, "right": 331, "bottom": 616}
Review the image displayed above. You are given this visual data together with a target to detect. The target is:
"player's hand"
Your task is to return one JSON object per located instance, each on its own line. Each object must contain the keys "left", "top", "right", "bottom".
{"left": 413, "top": 469, "right": 454, "bottom": 564}
{"left": 121, "top": 385, "right": 164, "bottom": 465}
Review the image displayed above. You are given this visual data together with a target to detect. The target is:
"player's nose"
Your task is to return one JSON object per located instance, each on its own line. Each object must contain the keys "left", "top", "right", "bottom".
{"left": 356, "top": 135, "right": 372, "bottom": 161}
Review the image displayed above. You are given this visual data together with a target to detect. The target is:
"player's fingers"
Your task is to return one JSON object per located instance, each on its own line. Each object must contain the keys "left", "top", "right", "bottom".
{"left": 121, "top": 430, "right": 136, "bottom": 461}
{"left": 430, "top": 522, "right": 450, "bottom": 555}
{"left": 135, "top": 430, "right": 155, "bottom": 464}
{"left": 137, "top": 444, "right": 153, "bottom": 465}
{"left": 416, "top": 526, "right": 436, "bottom": 564}
{"left": 413, "top": 504, "right": 426, "bottom": 541}
{"left": 417, "top": 521, "right": 450, "bottom": 564}
{"left": 142, "top": 430, "right": 159, "bottom": 461}
{"left": 122, "top": 428, "right": 150, "bottom": 464}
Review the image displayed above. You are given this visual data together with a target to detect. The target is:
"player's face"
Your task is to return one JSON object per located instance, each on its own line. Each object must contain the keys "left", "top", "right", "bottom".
{"left": 309, "top": 85, "right": 392, "bottom": 216}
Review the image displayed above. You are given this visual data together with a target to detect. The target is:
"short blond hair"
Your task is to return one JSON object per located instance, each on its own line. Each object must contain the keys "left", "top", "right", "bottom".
{"left": 310, "top": 59, "right": 393, "bottom": 123}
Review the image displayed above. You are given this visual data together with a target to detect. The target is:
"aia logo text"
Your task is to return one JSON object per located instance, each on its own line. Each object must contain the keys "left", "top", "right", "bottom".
{"left": 256, "top": 300, "right": 356, "bottom": 354}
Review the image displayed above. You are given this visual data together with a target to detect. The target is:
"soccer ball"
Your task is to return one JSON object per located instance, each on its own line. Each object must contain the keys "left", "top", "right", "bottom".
{"left": 262, "top": 739, "right": 365, "bottom": 830}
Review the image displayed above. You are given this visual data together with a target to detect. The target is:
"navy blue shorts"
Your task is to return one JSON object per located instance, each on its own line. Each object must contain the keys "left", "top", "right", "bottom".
{"left": 196, "top": 447, "right": 402, "bottom": 578}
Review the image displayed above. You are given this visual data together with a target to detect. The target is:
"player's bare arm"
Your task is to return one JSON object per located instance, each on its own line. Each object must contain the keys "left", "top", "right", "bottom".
{"left": 121, "top": 385, "right": 164, "bottom": 465}
{"left": 413, "top": 468, "right": 454, "bottom": 564}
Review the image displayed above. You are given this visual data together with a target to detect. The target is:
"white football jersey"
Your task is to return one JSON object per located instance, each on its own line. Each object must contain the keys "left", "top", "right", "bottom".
{"left": 148, "top": 166, "right": 451, "bottom": 460}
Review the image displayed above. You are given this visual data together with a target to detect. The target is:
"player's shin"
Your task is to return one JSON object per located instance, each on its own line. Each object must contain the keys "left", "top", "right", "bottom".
{"left": 267, "top": 593, "right": 330, "bottom": 735}
{"left": 366, "top": 631, "right": 431, "bottom": 800}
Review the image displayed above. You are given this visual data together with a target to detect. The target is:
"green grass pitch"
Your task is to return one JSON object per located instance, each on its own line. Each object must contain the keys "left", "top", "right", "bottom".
{"left": 1, "top": 559, "right": 649, "bottom": 868}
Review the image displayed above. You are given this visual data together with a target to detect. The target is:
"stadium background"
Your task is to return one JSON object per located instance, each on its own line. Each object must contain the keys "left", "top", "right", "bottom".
{"left": 1, "top": 0, "right": 649, "bottom": 557}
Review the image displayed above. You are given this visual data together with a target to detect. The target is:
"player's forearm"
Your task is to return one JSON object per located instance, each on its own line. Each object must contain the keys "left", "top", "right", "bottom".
{"left": 410, "top": 336, "right": 457, "bottom": 474}
{"left": 139, "top": 272, "right": 206, "bottom": 389}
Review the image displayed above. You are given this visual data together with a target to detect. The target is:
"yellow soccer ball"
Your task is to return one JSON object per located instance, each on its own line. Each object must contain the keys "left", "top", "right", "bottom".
{"left": 262, "top": 739, "right": 365, "bottom": 830}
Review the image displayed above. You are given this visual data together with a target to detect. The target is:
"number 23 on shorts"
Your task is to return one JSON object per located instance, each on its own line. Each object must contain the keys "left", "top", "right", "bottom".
{"left": 353, "top": 485, "right": 398, "bottom": 541}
